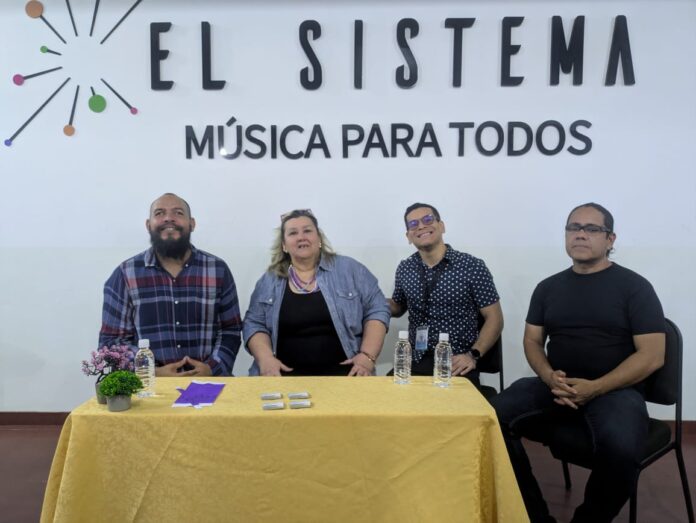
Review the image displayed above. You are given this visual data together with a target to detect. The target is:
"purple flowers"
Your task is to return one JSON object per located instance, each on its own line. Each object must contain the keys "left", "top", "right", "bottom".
{"left": 81, "top": 345, "right": 134, "bottom": 380}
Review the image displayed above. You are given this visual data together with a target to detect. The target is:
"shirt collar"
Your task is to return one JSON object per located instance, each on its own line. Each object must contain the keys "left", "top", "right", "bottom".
{"left": 414, "top": 243, "right": 454, "bottom": 268}
{"left": 145, "top": 244, "right": 198, "bottom": 268}
{"left": 318, "top": 254, "right": 334, "bottom": 272}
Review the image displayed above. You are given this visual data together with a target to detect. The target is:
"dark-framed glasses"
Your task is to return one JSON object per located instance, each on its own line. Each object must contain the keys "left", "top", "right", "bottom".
{"left": 565, "top": 223, "right": 611, "bottom": 234}
{"left": 407, "top": 214, "right": 437, "bottom": 230}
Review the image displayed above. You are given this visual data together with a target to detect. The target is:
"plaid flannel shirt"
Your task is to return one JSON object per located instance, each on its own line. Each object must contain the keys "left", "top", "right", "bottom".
{"left": 99, "top": 246, "right": 242, "bottom": 375}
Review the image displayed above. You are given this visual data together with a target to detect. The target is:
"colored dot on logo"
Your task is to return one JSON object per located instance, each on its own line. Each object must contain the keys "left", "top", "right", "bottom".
{"left": 13, "top": 74, "right": 25, "bottom": 86}
{"left": 25, "top": 1, "right": 44, "bottom": 19}
{"left": 63, "top": 125, "right": 75, "bottom": 137}
{"left": 88, "top": 94, "right": 106, "bottom": 113}
{"left": 4, "top": 139, "right": 12, "bottom": 147}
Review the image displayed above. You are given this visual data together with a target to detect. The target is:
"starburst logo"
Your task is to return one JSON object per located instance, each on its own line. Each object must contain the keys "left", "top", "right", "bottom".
{"left": 5, "top": 0, "right": 142, "bottom": 146}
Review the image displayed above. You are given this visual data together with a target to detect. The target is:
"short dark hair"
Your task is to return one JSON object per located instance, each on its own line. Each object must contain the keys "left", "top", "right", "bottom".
{"left": 403, "top": 202, "right": 441, "bottom": 230}
{"left": 567, "top": 202, "right": 614, "bottom": 232}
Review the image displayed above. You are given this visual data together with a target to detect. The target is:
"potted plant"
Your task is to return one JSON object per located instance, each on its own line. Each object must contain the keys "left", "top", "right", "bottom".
{"left": 98, "top": 371, "right": 143, "bottom": 412}
{"left": 81, "top": 346, "right": 134, "bottom": 404}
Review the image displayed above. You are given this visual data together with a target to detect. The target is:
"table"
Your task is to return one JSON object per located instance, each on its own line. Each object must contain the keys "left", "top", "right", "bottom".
{"left": 41, "top": 377, "right": 528, "bottom": 522}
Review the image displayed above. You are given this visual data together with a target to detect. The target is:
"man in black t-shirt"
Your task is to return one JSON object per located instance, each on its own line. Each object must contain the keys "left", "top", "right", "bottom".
{"left": 492, "top": 203, "right": 665, "bottom": 523}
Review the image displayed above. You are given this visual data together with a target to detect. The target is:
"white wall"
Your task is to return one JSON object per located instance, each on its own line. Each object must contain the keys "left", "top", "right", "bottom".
{"left": 1, "top": 0, "right": 694, "bottom": 419}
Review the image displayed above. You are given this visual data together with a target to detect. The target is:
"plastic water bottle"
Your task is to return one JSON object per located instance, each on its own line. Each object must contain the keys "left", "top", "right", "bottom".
{"left": 393, "top": 330, "right": 412, "bottom": 385}
{"left": 135, "top": 338, "right": 155, "bottom": 397}
{"left": 433, "top": 333, "right": 452, "bottom": 388}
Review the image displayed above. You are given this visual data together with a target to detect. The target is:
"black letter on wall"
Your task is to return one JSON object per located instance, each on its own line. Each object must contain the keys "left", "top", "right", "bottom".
{"left": 354, "top": 20, "right": 363, "bottom": 89}
{"left": 202, "top": 22, "right": 225, "bottom": 90}
{"left": 300, "top": 20, "right": 322, "bottom": 90}
{"left": 501, "top": 17, "right": 524, "bottom": 86}
{"left": 605, "top": 15, "right": 635, "bottom": 85}
{"left": 396, "top": 18, "right": 419, "bottom": 88}
{"left": 186, "top": 126, "right": 213, "bottom": 159}
{"left": 150, "top": 22, "right": 173, "bottom": 90}
{"left": 550, "top": 16, "right": 584, "bottom": 85}
{"left": 445, "top": 18, "right": 475, "bottom": 88}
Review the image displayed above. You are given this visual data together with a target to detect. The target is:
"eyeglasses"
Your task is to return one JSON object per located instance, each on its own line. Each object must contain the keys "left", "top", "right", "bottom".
{"left": 280, "top": 209, "right": 314, "bottom": 222}
{"left": 565, "top": 223, "right": 611, "bottom": 234}
{"left": 407, "top": 214, "right": 437, "bottom": 230}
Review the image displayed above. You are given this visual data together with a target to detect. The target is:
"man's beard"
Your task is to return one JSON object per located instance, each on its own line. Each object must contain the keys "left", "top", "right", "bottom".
{"left": 149, "top": 226, "right": 192, "bottom": 260}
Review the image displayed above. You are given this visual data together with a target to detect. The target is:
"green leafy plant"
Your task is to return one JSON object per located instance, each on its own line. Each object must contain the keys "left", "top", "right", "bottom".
{"left": 98, "top": 371, "right": 143, "bottom": 397}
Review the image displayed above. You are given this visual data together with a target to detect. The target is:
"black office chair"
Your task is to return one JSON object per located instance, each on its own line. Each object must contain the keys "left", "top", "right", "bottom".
{"left": 518, "top": 318, "right": 694, "bottom": 523}
{"left": 477, "top": 335, "right": 504, "bottom": 401}
{"left": 476, "top": 312, "right": 504, "bottom": 401}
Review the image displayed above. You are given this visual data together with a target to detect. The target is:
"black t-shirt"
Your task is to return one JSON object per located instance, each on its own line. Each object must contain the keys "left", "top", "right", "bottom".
{"left": 276, "top": 281, "right": 348, "bottom": 376}
{"left": 526, "top": 263, "right": 664, "bottom": 381}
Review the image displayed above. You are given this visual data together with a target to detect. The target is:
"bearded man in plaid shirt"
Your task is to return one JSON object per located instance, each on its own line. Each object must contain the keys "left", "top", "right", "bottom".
{"left": 99, "top": 193, "right": 242, "bottom": 376}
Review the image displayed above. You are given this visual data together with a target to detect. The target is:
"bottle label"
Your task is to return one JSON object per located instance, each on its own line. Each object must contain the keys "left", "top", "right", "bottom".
{"left": 415, "top": 326, "right": 429, "bottom": 353}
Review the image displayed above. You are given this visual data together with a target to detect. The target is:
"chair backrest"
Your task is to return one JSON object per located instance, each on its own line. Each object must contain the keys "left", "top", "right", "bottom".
{"left": 643, "top": 317, "right": 682, "bottom": 406}
{"left": 475, "top": 312, "right": 504, "bottom": 390}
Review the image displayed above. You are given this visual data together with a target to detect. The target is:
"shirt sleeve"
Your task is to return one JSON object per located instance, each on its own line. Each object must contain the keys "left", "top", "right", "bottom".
{"left": 207, "top": 263, "right": 242, "bottom": 376}
{"left": 526, "top": 281, "right": 546, "bottom": 327}
{"left": 242, "top": 274, "right": 273, "bottom": 351}
{"left": 357, "top": 262, "right": 391, "bottom": 329}
{"left": 628, "top": 278, "right": 665, "bottom": 335}
{"left": 391, "top": 261, "right": 407, "bottom": 306}
{"left": 98, "top": 266, "right": 138, "bottom": 353}
{"left": 470, "top": 257, "right": 500, "bottom": 309}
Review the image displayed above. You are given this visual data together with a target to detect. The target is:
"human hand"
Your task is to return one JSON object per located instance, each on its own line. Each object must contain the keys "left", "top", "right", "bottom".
{"left": 258, "top": 355, "right": 293, "bottom": 376}
{"left": 183, "top": 356, "right": 213, "bottom": 377}
{"left": 563, "top": 377, "right": 601, "bottom": 405}
{"left": 452, "top": 353, "right": 476, "bottom": 376}
{"left": 545, "top": 369, "right": 580, "bottom": 409}
{"left": 156, "top": 358, "right": 197, "bottom": 377}
{"left": 341, "top": 354, "right": 374, "bottom": 377}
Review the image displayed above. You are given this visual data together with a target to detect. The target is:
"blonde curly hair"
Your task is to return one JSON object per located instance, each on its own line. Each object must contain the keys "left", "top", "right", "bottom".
{"left": 268, "top": 210, "right": 336, "bottom": 278}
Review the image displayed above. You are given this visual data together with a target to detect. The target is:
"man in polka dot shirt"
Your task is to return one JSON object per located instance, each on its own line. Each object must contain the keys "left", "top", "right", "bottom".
{"left": 388, "top": 202, "right": 504, "bottom": 385}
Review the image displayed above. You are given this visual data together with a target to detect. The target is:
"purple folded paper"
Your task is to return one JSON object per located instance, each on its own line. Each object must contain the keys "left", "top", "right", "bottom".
{"left": 173, "top": 381, "right": 225, "bottom": 408}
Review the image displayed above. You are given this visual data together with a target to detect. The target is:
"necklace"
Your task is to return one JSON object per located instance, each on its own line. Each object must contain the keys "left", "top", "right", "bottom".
{"left": 288, "top": 264, "right": 319, "bottom": 294}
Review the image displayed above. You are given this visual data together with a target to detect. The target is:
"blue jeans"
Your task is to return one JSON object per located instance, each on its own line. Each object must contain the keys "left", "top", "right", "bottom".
{"left": 491, "top": 377, "right": 648, "bottom": 523}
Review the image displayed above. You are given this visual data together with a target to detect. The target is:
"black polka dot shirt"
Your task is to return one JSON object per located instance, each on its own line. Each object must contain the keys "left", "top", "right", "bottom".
{"left": 392, "top": 245, "right": 500, "bottom": 361}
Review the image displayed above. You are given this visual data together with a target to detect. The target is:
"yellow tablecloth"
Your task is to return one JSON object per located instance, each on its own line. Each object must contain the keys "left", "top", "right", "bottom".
{"left": 41, "top": 377, "right": 527, "bottom": 522}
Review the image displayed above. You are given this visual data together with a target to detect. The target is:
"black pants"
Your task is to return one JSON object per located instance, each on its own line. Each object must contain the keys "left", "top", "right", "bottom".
{"left": 491, "top": 377, "right": 648, "bottom": 523}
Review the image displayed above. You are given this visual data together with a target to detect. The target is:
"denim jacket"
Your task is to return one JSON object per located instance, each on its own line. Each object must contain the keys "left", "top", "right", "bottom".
{"left": 242, "top": 254, "right": 390, "bottom": 375}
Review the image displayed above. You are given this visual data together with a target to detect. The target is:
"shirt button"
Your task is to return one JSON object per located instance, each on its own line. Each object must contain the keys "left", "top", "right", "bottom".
{"left": 174, "top": 300, "right": 179, "bottom": 305}
{"left": 176, "top": 321, "right": 180, "bottom": 326}
{"left": 177, "top": 344, "right": 181, "bottom": 349}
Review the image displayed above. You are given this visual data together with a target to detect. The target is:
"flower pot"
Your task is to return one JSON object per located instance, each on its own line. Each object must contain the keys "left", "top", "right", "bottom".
{"left": 106, "top": 394, "right": 132, "bottom": 412}
{"left": 95, "top": 381, "right": 107, "bottom": 404}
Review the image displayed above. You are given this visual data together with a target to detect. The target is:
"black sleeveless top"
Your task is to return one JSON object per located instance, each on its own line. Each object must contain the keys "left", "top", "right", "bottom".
{"left": 276, "top": 281, "right": 348, "bottom": 376}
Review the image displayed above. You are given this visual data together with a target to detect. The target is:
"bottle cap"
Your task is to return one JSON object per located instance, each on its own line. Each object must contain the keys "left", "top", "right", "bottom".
{"left": 398, "top": 330, "right": 408, "bottom": 339}
{"left": 438, "top": 333, "right": 449, "bottom": 342}
{"left": 138, "top": 339, "right": 150, "bottom": 349}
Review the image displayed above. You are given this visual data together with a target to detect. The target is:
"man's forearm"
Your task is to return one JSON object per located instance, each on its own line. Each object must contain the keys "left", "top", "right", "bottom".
{"left": 594, "top": 338, "right": 665, "bottom": 395}
{"left": 388, "top": 298, "right": 405, "bottom": 317}
{"left": 472, "top": 303, "right": 504, "bottom": 355}
{"left": 524, "top": 341, "right": 554, "bottom": 385}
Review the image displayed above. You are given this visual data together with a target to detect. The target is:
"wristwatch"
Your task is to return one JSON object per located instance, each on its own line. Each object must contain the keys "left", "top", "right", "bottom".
{"left": 468, "top": 348, "right": 481, "bottom": 361}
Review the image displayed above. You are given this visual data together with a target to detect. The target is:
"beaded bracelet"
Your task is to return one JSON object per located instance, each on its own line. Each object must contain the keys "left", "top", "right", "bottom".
{"left": 359, "top": 351, "right": 377, "bottom": 364}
